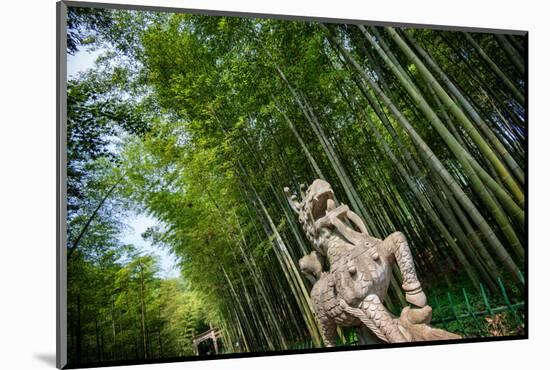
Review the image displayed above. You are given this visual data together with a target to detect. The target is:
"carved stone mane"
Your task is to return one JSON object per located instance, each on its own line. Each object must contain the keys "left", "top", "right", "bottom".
{"left": 285, "top": 179, "right": 460, "bottom": 345}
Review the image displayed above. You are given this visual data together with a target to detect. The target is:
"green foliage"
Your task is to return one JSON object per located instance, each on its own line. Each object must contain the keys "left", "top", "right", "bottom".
{"left": 67, "top": 7, "right": 114, "bottom": 54}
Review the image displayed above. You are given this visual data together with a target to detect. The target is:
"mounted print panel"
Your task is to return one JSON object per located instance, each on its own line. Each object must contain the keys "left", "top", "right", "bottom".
{"left": 57, "top": 1, "right": 527, "bottom": 368}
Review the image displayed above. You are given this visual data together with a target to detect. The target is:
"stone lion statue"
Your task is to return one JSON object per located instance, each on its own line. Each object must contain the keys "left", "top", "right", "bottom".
{"left": 286, "top": 179, "right": 460, "bottom": 345}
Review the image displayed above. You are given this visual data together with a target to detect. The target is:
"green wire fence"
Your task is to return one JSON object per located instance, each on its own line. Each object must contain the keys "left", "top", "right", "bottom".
{"left": 430, "top": 277, "right": 524, "bottom": 338}
{"left": 291, "top": 276, "right": 525, "bottom": 350}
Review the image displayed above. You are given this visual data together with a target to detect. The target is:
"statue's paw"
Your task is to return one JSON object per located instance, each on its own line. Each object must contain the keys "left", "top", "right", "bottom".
{"left": 405, "top": 289, "right": 427, "bottom": 308}
{"left": 399, "top": 306, "right": 460, "bottom": 341}
{"left": 406, "top": 305, "right": 432, "bottom": 324}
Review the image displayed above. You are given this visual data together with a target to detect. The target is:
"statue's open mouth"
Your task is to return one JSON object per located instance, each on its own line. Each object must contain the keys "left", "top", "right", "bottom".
{"left": 312, "top": 188, "right": 335, "bottom": 221}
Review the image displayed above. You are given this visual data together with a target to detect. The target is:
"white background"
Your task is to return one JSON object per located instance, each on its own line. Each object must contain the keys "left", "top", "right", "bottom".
{"left": 0, "top": 0, "right": 546, "bottom": 369}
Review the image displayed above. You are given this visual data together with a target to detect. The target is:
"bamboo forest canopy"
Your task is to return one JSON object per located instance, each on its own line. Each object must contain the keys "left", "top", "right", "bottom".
{"left": 66, "top": 6, "right": 526, "bottom": 366}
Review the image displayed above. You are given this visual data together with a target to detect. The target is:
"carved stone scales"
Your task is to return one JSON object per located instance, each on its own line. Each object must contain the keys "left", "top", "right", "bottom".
{"left": 285, "top": 179, "right": 461, "bottom": 345}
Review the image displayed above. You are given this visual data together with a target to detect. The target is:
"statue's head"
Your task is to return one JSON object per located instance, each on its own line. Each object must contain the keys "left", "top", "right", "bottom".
{"left": 285, "top": 179, "right": 335, "bottom": 220}
{"left": 284, "top": 179, "right": 337, "bottom": 256}
{"left": 306, "top": 179, "right": 336, "bottom": 221}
